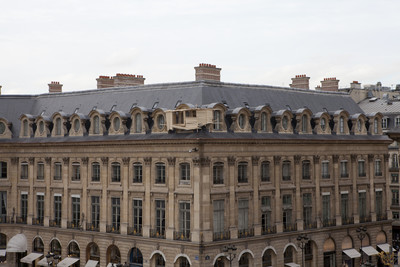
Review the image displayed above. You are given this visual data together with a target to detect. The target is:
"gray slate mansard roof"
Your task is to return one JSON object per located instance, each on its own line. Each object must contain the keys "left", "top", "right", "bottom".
{"left": 0, "top": 80, "right": 363, "bottom": 138}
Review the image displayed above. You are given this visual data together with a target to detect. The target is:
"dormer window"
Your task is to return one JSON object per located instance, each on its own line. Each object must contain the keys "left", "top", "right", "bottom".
{"left": 357, "top": 119, "right": 362, "bottom": 132}
{"left": 321, "top": 118, "right": 326, "bottom": 131}
{"left": 261, "top": 112, "right": 267, "bottom": 132}
{"left": 238, "top": 114, "right": 245, "bottom": 129}
{"left": 157, "top": 114, "right": 165, "bottom": 130}
{"left": 374, "top": 118, "right": 378, "bottom": 134}
{"left": 339, "top": 117, "right": 344, "bottom": 134}
{"left": 113, "top": 117, "right": 120, "bottom": 131}
{"left": 302, "top": 115, "right": 308, "bottom": 132}
{"left": 93, "top": 116, "right": 100, "bottom": 134}
{"left": 73, "top": 119, "right": 80, "bottom": 133}
{"left": 282, "top": 116, "right": 289, "bottom": 130}
{"left": 214, "top": 110, "right": 222, "bottom": 131}
{"left": 23, "top": 120, "right": 29, "bottom": 137}
{"left": 135, "top": 113, "right": 142, "bottom": 133}
{"left": 55, "top": 118, "right": 62, "bottom": 136}
{"left": 0, "top": 122, "right": 6, "bottom": 135}
{"left": 382, "top": 117, "right": 388, "bottom": 129}
{"left": 38, "top": 121, "right": 45, "bottom": 134}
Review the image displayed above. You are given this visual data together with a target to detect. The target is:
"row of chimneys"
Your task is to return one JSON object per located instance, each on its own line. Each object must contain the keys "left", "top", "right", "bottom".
{"left": 290, "top": 75, "right": 361, "bottom": 92}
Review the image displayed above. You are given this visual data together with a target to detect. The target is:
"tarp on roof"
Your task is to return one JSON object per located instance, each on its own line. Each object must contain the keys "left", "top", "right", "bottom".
{"left": 6, "top": 234, "right": 27, "bottom": 252}
{"left": 343, "top": 248, "right": 361, "bottom": 258}
{"left": 20, "top": 253, "right": 43, "bottom": 263}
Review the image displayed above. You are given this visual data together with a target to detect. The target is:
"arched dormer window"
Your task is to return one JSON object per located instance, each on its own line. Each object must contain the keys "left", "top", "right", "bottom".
{"left": 203, "top": 103, "right": 227, "bottom": 132}
{"left": 50, "top": 112, "right": 69, "bottom": 137}
{"left": 295, "top": 108, "right": 312, "bottom": 134}
{"left": 230, "top": 108, "right": 251, "bottom": 132}
{"left": 56, "top": 118, "right": 62, "bottom": 135}
{"left": 254, "top": 105, "right": 272, "bottom": 133}
{"left": 69, "top": 113, "right": 88, "bottom": 137}
{"left": 273, "top": 110, "right": 293, "bottom": 134}
{"left": 151, "top": 109, "right": 167, "bottom": 133}
{"left": 312, "top": 112, "right": 331, "bottom": 134}
{"left": 23, "top": 119, "right": 29, "bottom": 136}
{"left": 34, "top": 116, "right": 51, "bottom": 138}
{"left": 261, "top": 112, "right": 267, "bottom": 131}
{"left": 350, "top": 114, "right": 367, "bottom": 135}
{"left": 109, "top": 111, "right": 128, "bottom": 135}
{"left": 367, "top": 112, "right": 383, "bottom": 135}
{"left": 332, "top": 110, "right": 349, "bottom": 135}
{"left": 88, "top": 109, "right": 107, "bottom": 136}
{"left": 93, "top": 116, "right": 100, "bottom": 134}
{"left": 302, "top": 115, "right": 308, "bottom": 132}
{"left": 339, "top": 117, "right": 344, "bottom": 134}
{"left": 214, "top": 110, "right": 222, "bottom": 130}
{"left": 19, "top": 114, "right": 35, "bottom": 138}
{"left": 0, "top": 118, "right": 12, "bottom": 139}
{"left": 135, "top": 113, "right": 142, "bottom": 133}
{"left": 130, "top": 106, "right": 149, "bottom": 134}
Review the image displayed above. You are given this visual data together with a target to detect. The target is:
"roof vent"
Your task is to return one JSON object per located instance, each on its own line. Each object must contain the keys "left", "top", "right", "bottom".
{"left": 369, "top": 97, "right": 378, "bottom": 102}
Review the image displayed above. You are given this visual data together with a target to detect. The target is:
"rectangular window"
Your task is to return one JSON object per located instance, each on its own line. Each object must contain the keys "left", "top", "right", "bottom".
{"left": 155, "top": 200, "right": 166, "bottom": 236}
{"left": 54, "top": 162, "right": 62, "bottom": 180}
{"left": 322, "top": 195, "right": 330, "bottom": 223}
{"left": 238, "top": 199, "right": 249, "bottom": 231}
{"left": 261, "top": 161, "right": 270, "bottom": 182}
{"left": 155, "top": 163, "right": 166, "bottom": 184}
{"left": 392, "top": 174, "right": 399, "bottom": 183}
{"left": 180, "top": 163, "right": 190, "bottom": 184}
{"left": 0, "top": 161, "right": 7, "bottom": 179}
{"left": 392, "top": 189, "right": 399, "bottom": 206}
{"left": 382, "top": 118, "right": 388, "bottom": 129}
{"left": 91, "top": 196, "right": 100, "bottom": 229}
{"left": 0, "top": 191, "right": 7, "bottom": 220}
{"left": 133, "top": 199, "right": 142, "bottom": 234}
{"left": 321, "top": 161, "right": 330, "bottom": 179}
{"left": 376, "top": 191, "right": 383, "bottom": 218}
{"left": 91, "top": 162, "right": 100, "bottom": 182}
{"left": 54, "top": 195, "right": 62, "bottom": 226}
{"left": 375, "top": 160, "right": 382, "bottom": 176}
{"left": 37, "top": 162, "right": 44, "bottom": 180}
{"left": 341, "top": 193, "right": 349, "bottom": 221}
{"left": 21, "top": 162, "right": 28, "bottom": 179}
{"left": 302, "top": 160, "right": 310, "bottom": 180}
{"left": 358, "top": 192, "right": 367, "bottom": 219}
{"left": 133, "top": 163, "right": 142, "bottom": 183}
{"left": 112, "top": 197, "right": 120, "bottom": 231}
{"left": 261, "top": 196, "right": 272, "bottom": 232}
{"left": 358, "top": 160, "right": 366, "bottom": 177}
{"left": 213, "top": 110, "right": 222, "bottom": 130}
{"left": 282, "top": 161, "right": 291, "bottom": 181}
{"left": 396, "top": 117, "right": 400, "bottom": 127}
{"left": 282, "top": 194, "right": 292, "bottom": 230}
{"left": 213, "top": 200, "right": 224, "bottom": 234}
{"left": 340, "top": 161, "right": 348, "bottom": 178}
{"left": 303, "top": 193, "right": 312, "bottom": 227}
{"left": 238, "top": 162, "right": 248, "bottom": 183}
{"left": 72, "top": 163, "right": 80, "bottom": 181}
{"left": 393, "top": 212, "right": 400, "bottom": 219}
{"left": 72, "top": 196, "right": 80, "bottom": 226}
{"left": 20, "top": 193, "right": 28, "bottom": 223}
{"left": 179, "top": 202, "right": 190, "bottom": 238}
{"left": 213, "top": 163, "right": 224, "bottom": 184}
{"left": 111, "top": 163, "right": 121, "bottom": 182}
{"left": 36, "top": 194, "right": 44, "bottom": 224}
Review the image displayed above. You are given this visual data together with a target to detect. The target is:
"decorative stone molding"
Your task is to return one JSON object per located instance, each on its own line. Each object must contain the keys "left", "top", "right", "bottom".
{"left": 63, "top": 157, "right": 70, "bottom": 165}
{"left": 294, "top": 155, "right": 301, "bottom": 165}
{"left": 384, "top": 154, "right": 389, "bottom": 162}
{"left": 29, "top": 157, "right": 35, "bottom": 165}
{"left": 82, "top": 157, "right": 89, "bottom": 165}
{"left": 351, "top": 154, "right": 357, "bottom": 163}
{"left": 368, "top": 154, "right": 374, "bottom": 163}
{"left": 274, "top": 156, "right": 281, "bottom": 165}
{"left": 313, "top": 155, "right": 320, "bottom": 164}
{"left": 252, "top": 156, "right": 260, "bottom": 166}
{"left": 167, "top": 157, "right": 176, "bottom": 166}
{"left": 11, "top": 157, "right": 19, "bottom": 165}
{"left": 144, "top": 157, "right": 152, "bottom": 166}
{"left": 193, "top": 158, "right": 201, "bottom": 167}
{"left": 201, "top": 157, "right": 211, "bottom": 167}
{"left": 228, "top": 156, "right": 236, "bottom": 166}
{"left": 45, "top": 157, "right": 52, "bottom": 165}
{"left": 332, "top": 155, "right": 339, "bottom": 164}
{"left": 122, "top": 157, "right": 130, "bottom": 166}
{"left": 101, "top": 157, "right": 109, "bottom": 166}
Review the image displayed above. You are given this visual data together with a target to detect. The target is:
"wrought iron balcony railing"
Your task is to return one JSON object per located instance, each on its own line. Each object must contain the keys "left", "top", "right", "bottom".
{"left": 283, "top": 222, "right": 297, "bottom": 232}
{"left": 127, "top": 226, "right": 142, "bottom": 236}
{"left": 86, "top": 222, "right": 100, "bottom": 232}
{"left": 106, "top": 224, "right": 120, "bottom": 234}
{"left": 49, "top": 219, "right": 61, "bottom": 228}
{"left": 67, "top": 221, "right": 82, "bottom": 230}
{"left": 304, "top": 221, "right": 317, "bottom": 230}
{"left": 150, "top": 228, "right": 165, "bottom": 239}
{"left": 32, "top": 218, "right": 44, "bottom": 226}
{"left": 16, "top": 216, "right": 27, "bottom": 224}
{"left": 238, "top": 228, "right": 254, "bottom": 238}
{"left": 213, "top": 230, "right": 230, "bottom": 241}
{"left": 262, "top": 225, "right": 276, "bottom": 235}
{"left": 322, "top": 219, "right": 336, "bottom": 227}
{"left": 342, "top": 217, "right": 354, "bottom": 225}
{"left": 174, "top": 230, "right": 191, "bottom": 241}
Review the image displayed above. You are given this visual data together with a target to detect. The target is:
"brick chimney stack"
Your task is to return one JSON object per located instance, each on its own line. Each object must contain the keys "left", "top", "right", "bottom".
{"left": 194, "top": 63, "right": 221, "bottom": 82}
{"left": 96, "top": 73, "right": 145, "bottom": 89}
{"left": 316, "top": 77, "right": 340, "bottom": 92}
{"left": 289, "top": 74, "right": 310, "bottom": 89}
{"left": 48, "top": 81, "right": 62, "bottom": 93}
{"left": 0, "top": 85, "right": 2, "bottom": 95}
{"left": 350, "top": 81, "right": 361, "bottom": 89}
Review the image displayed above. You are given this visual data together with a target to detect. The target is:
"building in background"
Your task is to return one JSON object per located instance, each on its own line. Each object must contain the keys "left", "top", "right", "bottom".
{"left": 0, "top": 65, "right": 394, "bottom": 267}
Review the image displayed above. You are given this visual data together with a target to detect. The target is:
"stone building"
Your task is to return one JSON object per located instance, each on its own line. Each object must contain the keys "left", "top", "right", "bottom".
{"left": 0, "top": 64, "right": 394, "bottom": 267}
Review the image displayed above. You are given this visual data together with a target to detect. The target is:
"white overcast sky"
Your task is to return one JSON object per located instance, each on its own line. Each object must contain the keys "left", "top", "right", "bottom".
{"left": 1, "top": 0, "right": 399, "bottom": 94}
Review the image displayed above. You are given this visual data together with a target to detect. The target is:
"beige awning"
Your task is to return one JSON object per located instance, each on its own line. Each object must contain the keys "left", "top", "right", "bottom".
{"left": 57, "top": 257, "right": 79, "bottom": 267}
{"left": 361, "top": 246, "right": 379, "bottom": 256}
{"left": 37, "top": 257, "right": 49, "bottom": 266}
{"left": 20, "top": 253, "right": 43, "bottom": 264}
{"left": 85, "top": 260, "right": 98, "bottom": 267}
{"left": 343, "top": 248, "right": 361, "bottom": 258}
{"left": 377, "top": 243, "right": 395, "bottom": 253}
{"left": 285, "top": 263, "right": 300, "bottom": 267}
{"left": 6, "top": 234, "right": 27, "bottom": 252}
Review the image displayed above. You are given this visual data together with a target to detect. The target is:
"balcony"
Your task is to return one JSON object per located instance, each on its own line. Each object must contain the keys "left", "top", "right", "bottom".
{"left": 150, "top": 228, "right": 166, "bottom": 239}
{"left": 358, "top": 173, "right": 366, "bottom": 177}
{"left": 86, "top": 222, "right": 100, "bottom": 232}
{"left": 389, "top": 166, "right": 399, "bottom": 172}
{"left": 106, "top": 224, "right": 120, "bottom": 234}
{"left": 322, "top": 174, "right": 330, "bottom": 179}
{"left": 71, "top": 175, "right": 80, "bottom": 181}
{"left": 304, "top": 221, "right": 317, "bottom": 230}
{"left": 375, "top": 172, "right": 383, "bottom": 177}
{"left": 213, "top": 230, "right": 230, "bottom": 241}
{"left": 283, "top": 222, "right": 297, "bottom": 232}
{"left": 238, "top": 228, "right": 254, "bottom": 238}
{"left": 342, "top": 217, "right": 354, "bottom": 225}
{"left": 174, "top": 230, "right": 191, "bottom": 241}
{"left": 67, "top": 221, "right": 82, "bottom": 230}
{"left": 359, "top": 215, "right": 372, "bottom": 223}
{"left": 127, "top": 226, "right": 142, "bottom": 236}
{"left": 49, "top": 219, "right": 61, "bottom": 228}
{"left": 261, "top": 225, "right": 276, "bottom": 235}
{"left": 16, "top": 216, "right": 27, "bottom": 224}
{"left": 377, "top": 214, "right": 388, "bottom": 221}
{"left": 0, "top": 216, "right": 10, "bottom": 224}
{"left": 322, "top": 219, "right": 336, "bottom": 227}
{"left": 32, "top": 218, "right": 44, "bottom": 226}
{"left": 341, "top": 173, "right": 349, "bottom": 178}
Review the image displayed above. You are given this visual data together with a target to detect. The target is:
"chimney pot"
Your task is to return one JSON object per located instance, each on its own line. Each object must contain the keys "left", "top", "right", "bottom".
{"left": 48, "top": 81, "right": 63, "bottom": 93}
